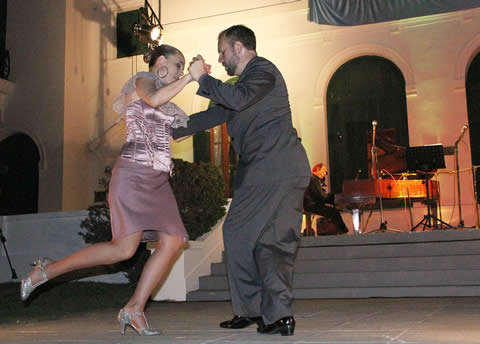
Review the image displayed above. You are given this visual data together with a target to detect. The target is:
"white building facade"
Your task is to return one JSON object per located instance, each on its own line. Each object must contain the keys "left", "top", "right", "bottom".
{"left": 2, "top": 0, "right": 479, "bottom": 229}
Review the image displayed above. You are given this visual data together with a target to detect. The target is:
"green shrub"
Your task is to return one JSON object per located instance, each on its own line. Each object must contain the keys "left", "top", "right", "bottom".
{"left": 170, "top": 158, "right": 227, "bottom": 240}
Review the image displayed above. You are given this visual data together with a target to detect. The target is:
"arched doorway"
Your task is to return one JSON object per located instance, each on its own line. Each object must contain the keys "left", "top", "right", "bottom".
{"left": 0, "top": 133, "right": 40, "bottom": 215}
{"left": 326, "top": 56, "right": 409, "bottom": 194}
{"left": 466, "top": 51, "right": 480, "bottom": 202}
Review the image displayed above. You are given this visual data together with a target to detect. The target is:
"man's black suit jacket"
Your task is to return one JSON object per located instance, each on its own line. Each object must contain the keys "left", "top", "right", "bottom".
{"left": 172, "top": 56, "right": 310, "bottom": 189}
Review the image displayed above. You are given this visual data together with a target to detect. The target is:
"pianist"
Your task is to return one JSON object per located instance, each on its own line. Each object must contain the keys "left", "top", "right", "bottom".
{"left": 303, "top": 163, "right": 348, "bottom": 235}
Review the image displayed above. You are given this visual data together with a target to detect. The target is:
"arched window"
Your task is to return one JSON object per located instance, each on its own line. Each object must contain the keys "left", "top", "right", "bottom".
{"left": 327, "top": 56, "right": 409, "bottom": 194}
{"left": 466, "top": 51, "right": 480, "bottom": 202}
{"left": 0, "top": 133, "right": 40, "bottom": 215}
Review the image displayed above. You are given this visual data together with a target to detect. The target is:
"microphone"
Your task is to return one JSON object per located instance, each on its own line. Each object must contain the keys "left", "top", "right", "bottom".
{"left": 456, "top": 124, "right": 469, "bottom": 144}
{"left": 355, "top": 169, "right": 362, "bottom": 180}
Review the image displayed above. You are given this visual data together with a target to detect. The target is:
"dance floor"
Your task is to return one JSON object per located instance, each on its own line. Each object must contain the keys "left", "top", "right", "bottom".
{"left": 2, "top": 297, "right": 480, "bottom": 343}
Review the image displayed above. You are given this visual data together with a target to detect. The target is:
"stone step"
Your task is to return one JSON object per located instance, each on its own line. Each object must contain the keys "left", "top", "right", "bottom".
{"left": 187, "top": 285, "right": 480, "bottom": 301}
{"left": 187, "top": 290, "right": 231, "bottom": 302}
{"left": 296, "top": 240, "right": 480, "bottom": 260}
{"left": 210, "top": 255, "right": 480, "bottom": 275}
{"left": 293, "top": 286, "right": 480, "bottom": 298}
{"left": 298, "top": 229, "right": 480, "bottom": 247}
{"left": 199, "top": 269, "right": 480, "bottom": 290}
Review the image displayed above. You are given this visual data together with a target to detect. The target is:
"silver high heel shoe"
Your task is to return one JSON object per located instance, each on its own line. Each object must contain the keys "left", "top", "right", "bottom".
{"left": 118, "top": 308, "right": 162, "bottom": 336}
{"left": 20, "top": 258, "right": 53, "bottom": 301}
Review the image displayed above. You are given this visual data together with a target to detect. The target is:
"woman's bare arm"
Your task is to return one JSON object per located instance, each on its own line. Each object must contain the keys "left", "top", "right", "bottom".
{"left": 136, "top": 73, "right": 193, "bottom": 107}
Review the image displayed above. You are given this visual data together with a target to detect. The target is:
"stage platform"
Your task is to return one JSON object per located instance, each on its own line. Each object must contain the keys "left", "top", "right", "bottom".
{"left": 188, "top": 228, "right": 480, "bottom": 301}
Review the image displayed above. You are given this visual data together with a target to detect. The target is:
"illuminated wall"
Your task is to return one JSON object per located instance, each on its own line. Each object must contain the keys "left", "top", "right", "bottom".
{"left": 3, "top": 0, "right": 480, "bottom": 227}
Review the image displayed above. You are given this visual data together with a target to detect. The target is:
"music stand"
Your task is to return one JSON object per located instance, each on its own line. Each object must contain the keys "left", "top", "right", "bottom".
{"left": 406, "top": 145, "right": 452, "bottom": 231}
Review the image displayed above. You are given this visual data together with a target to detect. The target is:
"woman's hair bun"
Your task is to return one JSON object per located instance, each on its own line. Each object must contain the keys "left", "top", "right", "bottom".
{"left": 143, "top": 48, "right": 153, "bottom": 64}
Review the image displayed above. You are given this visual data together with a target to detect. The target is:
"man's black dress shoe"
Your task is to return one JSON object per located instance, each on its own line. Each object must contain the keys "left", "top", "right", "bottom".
{"left": 257, "top": 316, "right": 295, "bottom": 336}
{"left": 219, "top": 315, "right": 262, "bottom": 329}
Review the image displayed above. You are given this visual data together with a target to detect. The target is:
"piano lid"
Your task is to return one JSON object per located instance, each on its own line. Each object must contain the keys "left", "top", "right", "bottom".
{"left": 367, "top": 128, "right": 453, "bottom": 177}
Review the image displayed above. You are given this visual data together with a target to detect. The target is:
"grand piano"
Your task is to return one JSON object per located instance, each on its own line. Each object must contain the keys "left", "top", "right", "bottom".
{"left": 334, "top": 130, "right": 447, "bottom": 234}
{"left": 335, "top": 178, "right": 440, "bottom": 233}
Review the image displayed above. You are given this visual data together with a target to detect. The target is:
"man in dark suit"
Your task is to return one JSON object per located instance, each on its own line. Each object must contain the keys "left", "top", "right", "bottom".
{"left": 172, "top": 25, "right": 310, "bottom": 336}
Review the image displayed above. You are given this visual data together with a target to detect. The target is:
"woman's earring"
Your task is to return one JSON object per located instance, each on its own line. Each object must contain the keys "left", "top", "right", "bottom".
{"left": 157, "top": 66, "right": 168, "bottom": 78}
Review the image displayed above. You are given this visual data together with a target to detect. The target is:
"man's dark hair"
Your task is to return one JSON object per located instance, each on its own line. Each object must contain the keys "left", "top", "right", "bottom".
{"left": 218, "top": 25, "right": 256, "bottom": 51}
{"left": 148, "top": 44, "right": 183, "bottom": 68}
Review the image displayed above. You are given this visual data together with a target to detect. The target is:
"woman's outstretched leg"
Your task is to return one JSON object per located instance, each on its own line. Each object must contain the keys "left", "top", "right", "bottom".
{"left": 27, "top": 232, "right": 143, "bottom": 286}
{"left": 120, "top": 232, "right": 185, "bottom": 331}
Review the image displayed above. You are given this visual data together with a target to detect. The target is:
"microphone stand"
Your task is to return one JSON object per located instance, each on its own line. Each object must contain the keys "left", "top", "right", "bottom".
{"left": 0, "top": 226, "right": 17, "bottom": 279}
{"left": 455, "top": 125, "right": 468, "bottom": 228}
{"left": 368, "top": 120, "right": 401, "bottom": 233}
{"left": 473, "top": 165, "right": 480, "bottom": 229}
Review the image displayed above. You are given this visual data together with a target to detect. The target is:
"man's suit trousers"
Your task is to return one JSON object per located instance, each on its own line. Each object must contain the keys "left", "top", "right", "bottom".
{"left": 222, "top": 177, "right": 309, "bottom": 325}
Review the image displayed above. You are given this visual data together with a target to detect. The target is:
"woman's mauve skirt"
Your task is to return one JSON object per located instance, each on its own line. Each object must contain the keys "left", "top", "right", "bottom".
{"left": 108, "top": 157, "right": 188, "bottom": 242}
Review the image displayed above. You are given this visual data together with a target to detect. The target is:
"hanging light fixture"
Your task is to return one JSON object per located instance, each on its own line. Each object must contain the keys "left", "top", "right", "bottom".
{"left": 132, "top": 0, "right": 164, "bottom": 62}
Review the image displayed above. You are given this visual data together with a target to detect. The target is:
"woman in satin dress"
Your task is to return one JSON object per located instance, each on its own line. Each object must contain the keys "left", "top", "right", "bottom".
{"left": 20, "top": 45, "right": 195, "bottom": 336}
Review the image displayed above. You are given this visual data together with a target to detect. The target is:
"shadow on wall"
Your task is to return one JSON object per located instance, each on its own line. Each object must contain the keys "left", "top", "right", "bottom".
{"left": 73, "top": 0, "right": 119, "bottom": 159}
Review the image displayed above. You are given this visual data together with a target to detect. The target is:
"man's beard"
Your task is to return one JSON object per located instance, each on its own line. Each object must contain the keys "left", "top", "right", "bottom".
{"left": 224, "top": 54, "right": 239, "bottom": 76}
{"left": 224, "top": 62, "right": 236, "bottom": 76}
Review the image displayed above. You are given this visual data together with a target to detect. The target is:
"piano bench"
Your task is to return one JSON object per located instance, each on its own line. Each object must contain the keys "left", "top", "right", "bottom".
{"left": 302, "top": 211, "right": 337, "bottom": 236}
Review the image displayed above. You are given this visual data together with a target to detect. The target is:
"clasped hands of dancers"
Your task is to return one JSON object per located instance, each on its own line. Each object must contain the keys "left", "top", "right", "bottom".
{"left": 21, "top": 25, "right": 306, "bottom": 338}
